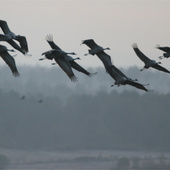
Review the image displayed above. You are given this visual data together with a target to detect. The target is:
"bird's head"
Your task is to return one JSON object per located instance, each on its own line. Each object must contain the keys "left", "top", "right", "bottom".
{"left": 105, "top": 47, "right": 111, "bottom": 50}
{"left": 15, "top": 35, "right": 21, "bottom": 40}
{"left": 163, "top": 53, "right": 170, "bottom": 58}
{"left": 8, "top": 49, "right": 15, "bottom": 52}
{"left": 69, "top": 52, "right": 76, "bottom": 55}
{"left": 157, "top": 61, "right": 162, "bottom": 64}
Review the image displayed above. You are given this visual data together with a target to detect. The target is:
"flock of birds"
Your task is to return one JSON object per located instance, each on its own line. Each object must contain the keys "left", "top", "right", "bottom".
{"left": 0, "top": 19, "right": 170, "bottom": 92}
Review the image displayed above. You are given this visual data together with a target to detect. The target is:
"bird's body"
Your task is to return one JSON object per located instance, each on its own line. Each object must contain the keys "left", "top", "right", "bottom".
{"left": 111, "top": 65, "right": 148, "bottom": 91}
{"left": 0, "top": 44, "right": 20, "bottom": 77}
{"left": 0, "top": 20, "right": 29, "bottom": 55}
{"left": 42, "top": 49, "right": 78, "bottom": 82}
{"left": 45, "top": 35, "right": 96, "bottom": 77}
{"left": 156, "top": 45, "right": 170, "bottom": 59}
{"left": 132, "top": 43, "right": 170, "bottom": 73}
{"left": 81, "top": 39, "right": 110, "bottom": 56}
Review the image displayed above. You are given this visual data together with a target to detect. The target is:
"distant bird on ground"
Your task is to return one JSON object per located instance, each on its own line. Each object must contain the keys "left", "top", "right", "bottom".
{"left": 19, "top": 95, "right": 25, "bottom": 100}
{"left": 38, "top": 99, "right": 43, "bottom": 103}
{"left": 110, "top": 65, "right": 149, "bottom": 92}
{"left": 0, "top": 44, "right": 20, "bottom": 77}
{"left": 132, "top": 43, "right": 170, "bottom": 74}
{"left": 45, "top": 34, "right": 97, "bottom": 77}
{"left": 41, "top": 49, "right": 78, "bottom": 82}
{"left": 0, "top": 20, "right": 29, "bottom": 55}
{"left": 155, "top": 44, "right": 170, "bottom": 59}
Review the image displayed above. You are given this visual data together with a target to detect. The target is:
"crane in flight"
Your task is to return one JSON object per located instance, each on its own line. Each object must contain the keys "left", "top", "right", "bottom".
{"left": 0, "top": 20, "right": 29, "bottom": 55}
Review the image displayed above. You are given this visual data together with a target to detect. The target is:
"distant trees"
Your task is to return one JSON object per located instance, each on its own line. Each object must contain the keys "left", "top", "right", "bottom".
{"left": 0, "top": 82, "right": 170, "bottom": 151}
{"left": 0, "top": 154, "right": 9, "bottom": 170}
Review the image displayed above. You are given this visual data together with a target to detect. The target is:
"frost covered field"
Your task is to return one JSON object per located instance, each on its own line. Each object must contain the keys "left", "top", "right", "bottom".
{"left": 0, "top": 148, "right": 169, "bottom": 169}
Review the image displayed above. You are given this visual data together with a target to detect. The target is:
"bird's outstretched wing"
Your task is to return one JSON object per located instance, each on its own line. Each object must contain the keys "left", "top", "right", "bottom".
{"left": 96, "top": 51, "right": 113, "bottom": 70}
{"left": 16, "top": 36, "right": 29, "bottom": 53}
{"left": 45, "top": 34, "right": 61, "bottom": 50}
{"left": 0, "top": 51, "right": 20, "bottom": 77}
{"left": 0, "top": 34, "right": 11, "bottom": 41}
{"left": 0, "top": 20, "right": 12, "bottom": 35}
{"left": 111, "top": 65, "right": 127, "bottom": 78}
{"left": 156, "top": 45, "right": 170, "bottom": 53}
{"left": 54, "top": 57, "right": 78, "bottom": 82}
{"left": 132, "top": 43, "right": 151, "bottom": 64}
{"left": 69, "top": 60, "right": 96, "bottom": 77}
{"left": 81, "top": 39, "right": 99, "bottom": 49}
{"left": 7, "top": 39, "right": 25, "bottom": 54}
{"left": 152, "top": 64, "right": 170, "bottom": 73}
{"left": 126, "top": 80, "right": 148, "bottom": 92}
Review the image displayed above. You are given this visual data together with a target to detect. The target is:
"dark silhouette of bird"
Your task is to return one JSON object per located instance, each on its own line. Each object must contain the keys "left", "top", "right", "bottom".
{"left": 81, "top": 38, "right": 115, "bottom": 79}
{"left": 0, "top": 44, "right": 20, "bottom": 77}
{"left": 19, "top": 95, "right": 25, "bottom": 100}
{"left": 38, "top": 99, "right": 43, "bottom": 103}
{"left": 41, "top": 49, "right": 78, "bottom": 82}
{"left": 81, "top": 39, "right": 110, "bottom": 56}
{"left": 110, "top": 65, "right": 149, "bottom": 92}
{"left": 81, "top": 39, "right": 112, "bottom": 68}
{"left": 155, "top": 44, "right": 170, "bottom": 59}
{"left": 132, "top": 43, "right": 170, "bottom": 73}
{"left": 0, "top": 20, "right": 29, "bottom": 55}
{"left": 45, "top": 34, "right": 97, "bottom": 77}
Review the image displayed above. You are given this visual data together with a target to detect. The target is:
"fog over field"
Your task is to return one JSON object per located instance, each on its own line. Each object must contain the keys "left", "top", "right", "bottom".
{"left": 0, "top": 65, "right": 170, "bottom": 98}
{"left": 0, "top": 65, "right": 170, "bottom": 169}
{"left": 0, "top": 65, "right": 170, "bottom": 150}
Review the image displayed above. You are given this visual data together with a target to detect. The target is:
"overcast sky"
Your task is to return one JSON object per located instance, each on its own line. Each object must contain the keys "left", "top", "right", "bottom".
{"left": 1, "top": 0, "right": 170, "bottom": 69}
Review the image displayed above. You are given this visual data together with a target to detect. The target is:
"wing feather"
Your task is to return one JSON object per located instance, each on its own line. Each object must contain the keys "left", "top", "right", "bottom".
{"left": 16, "top": 36, "right": 28, "bottom": 53}
{"left": 54, "top": 57, "right": 78, "bottom": 82}
{"left": 0, "top": 51, "right": 20, "bottom": 76}
{"left": 126, "top": 80, "right": 148, "bottom": 91}
{"left": 45, "top": 34, "right": 61, "bottom": 50}
{"left": 81, "top": 39, "right": 99, "bottom": 49}
{"left": 152, "top": 64, "right": 170, "bottom": 73}
{"left": 132, "top": 43, "right": 151, "bottom": 63}
{"left": 0, "top": 20, "right": 12, "bottom": 35}
{"left": 156, "top": 45, "right": 170, "bottom": 53}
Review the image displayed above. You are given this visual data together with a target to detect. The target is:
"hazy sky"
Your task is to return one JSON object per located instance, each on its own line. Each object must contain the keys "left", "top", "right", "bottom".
{"left": 1, "top": 0, "right": 170, "bottom": 69}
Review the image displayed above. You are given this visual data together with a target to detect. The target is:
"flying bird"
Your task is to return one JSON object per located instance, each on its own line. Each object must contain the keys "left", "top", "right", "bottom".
{"left": 110, "top": 65, "right": 149, "bottom": 92}
{"left": 81, "top": 38, "right": 116, "bottom": 80}
{"left": 155, "top": 44, "right": 170, "bottom": 59}
{"left": 132, "top": 43, "right": 170, "bottom": 73}
{"left": 0, "top": 20, "right": 29, "bottom": 55}
{"left": 81, "top": 39, "right": 110, "bottom": 56}
{"left": 0, "top": 44, "right": 20, "bottom": 77}
{"left": 41, "top": 49, "right": 78, "bottom": 82}
{"left": 45, "top": 34, "right": 96, "bottom": 77}
{"left": 81, "top": 39, "right": 112, "bottom": 69}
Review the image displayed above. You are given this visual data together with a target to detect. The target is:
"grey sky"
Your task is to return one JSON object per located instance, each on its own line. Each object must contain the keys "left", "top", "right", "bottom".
{"left": 1, "top": 0, "right": 170, "bottom": 69}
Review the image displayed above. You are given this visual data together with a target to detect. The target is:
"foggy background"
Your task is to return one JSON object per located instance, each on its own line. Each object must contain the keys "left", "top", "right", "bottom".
{"left": 0, "top": 65, "right": 170, "bottom": 151}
